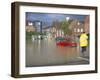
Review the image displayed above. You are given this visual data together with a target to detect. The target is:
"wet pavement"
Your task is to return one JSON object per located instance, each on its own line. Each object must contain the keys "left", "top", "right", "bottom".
{"left": 26, "top": 38, "right": 89, "bottom": 67}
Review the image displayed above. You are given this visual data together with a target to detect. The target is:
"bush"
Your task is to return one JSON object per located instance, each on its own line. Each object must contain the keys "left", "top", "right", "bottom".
{"left": 26, "top": 31, "right": 45, "bottom": 39}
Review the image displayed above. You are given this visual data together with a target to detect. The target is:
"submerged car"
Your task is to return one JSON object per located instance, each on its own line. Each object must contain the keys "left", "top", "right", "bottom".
{"left": 56, "top": 41, "right": 77, "bottom": 47}
{"left": 55, "top": 37, "right": 65, "bottom": 41}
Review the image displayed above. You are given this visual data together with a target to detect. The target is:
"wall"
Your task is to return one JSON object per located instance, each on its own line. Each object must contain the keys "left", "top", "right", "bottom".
{"left": 0, "top": 0, "right": 99, "bottom": 80}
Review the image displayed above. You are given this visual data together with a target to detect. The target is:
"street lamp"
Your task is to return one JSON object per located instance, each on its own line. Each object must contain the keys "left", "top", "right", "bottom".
{"left": 28, "top": 22, "right": 33, "bottom": 26}
{"left": 66, "top": 17, "right": 70, "bottom": 21}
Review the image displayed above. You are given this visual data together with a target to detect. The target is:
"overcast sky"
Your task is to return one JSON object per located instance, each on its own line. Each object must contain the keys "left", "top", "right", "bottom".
{"left": 26, "top": 12, "right": 88, "bottom": 27}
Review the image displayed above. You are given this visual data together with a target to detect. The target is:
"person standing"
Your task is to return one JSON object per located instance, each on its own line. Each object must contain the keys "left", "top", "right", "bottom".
{"left": 79, "top": 32, "right": 88, "bottom": 56}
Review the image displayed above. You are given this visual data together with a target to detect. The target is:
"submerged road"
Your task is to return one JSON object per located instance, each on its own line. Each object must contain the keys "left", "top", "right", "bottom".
{"left": 26, "top": 39, "right": 89, "bottom": 67}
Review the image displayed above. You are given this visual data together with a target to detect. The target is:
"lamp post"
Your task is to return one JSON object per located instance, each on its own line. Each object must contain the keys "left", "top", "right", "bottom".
{"left": 66, "top": 17, "right": 70, "bottom": 21}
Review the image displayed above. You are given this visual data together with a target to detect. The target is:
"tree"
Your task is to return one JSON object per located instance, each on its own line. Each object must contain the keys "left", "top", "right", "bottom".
{"left": 52, "top": 20, "right": 61, "bottom": 30}
{"left": 61, "top": 20, "right": 72, "bottom": 36}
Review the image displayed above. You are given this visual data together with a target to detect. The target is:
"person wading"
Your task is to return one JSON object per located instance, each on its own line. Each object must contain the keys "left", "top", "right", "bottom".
{"left": 79, "top": 32, "right": 88, "bottom": 57}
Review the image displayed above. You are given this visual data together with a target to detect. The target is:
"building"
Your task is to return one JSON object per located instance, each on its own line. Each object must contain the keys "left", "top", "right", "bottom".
{"left": 26, "top": 21, "right": 42, "bottom": 33}
{"left": 83, "top": 15, "right": 89, "bottom": 34}
{"left": 43, "top": 26, "right": 64, "bottom": 38}
{"left": 26, "top": 22, "right": 36, "bottom": 32}
{"left": 69, "top": 20, "right": 84, "bottom": 36}
{"left": 34, "top": 21, "right": 42, "bottom": 33}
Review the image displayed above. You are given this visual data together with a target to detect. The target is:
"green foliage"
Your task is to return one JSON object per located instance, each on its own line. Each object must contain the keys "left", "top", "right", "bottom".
{"left": 26, "top": 31, "right": 45, "bottom": 39}
{"left": 61, "top": 20, "right": 72, "bottom": 35}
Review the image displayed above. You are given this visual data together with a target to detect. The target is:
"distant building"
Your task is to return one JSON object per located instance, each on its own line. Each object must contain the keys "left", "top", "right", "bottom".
{"left": 69, "top": 20, "right": 84, "bottom": 36}
{"left": 26, "top": 22, "right": 36, "bottom": 32}
{"left": 26, "top": 21, "right": 42, "bottom": 33}
{"left": 34, "top": 21, "right": 42, "bottom": 33}
{"left": 50, "top": 27, "right": 64, "bottom": 38}
{"left": 68, "top": 15, "right": 89, "bottom": 37}
{"left": 43, "top": 26, "right": 64, "bottom": 38}
{"left": 83, "top": 16, "right": 89, "bottom": 34}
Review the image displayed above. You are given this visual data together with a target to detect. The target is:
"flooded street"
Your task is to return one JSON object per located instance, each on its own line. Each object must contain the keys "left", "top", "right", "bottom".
{"left": 26, "top": 39, "right": 89, "bottom": 67}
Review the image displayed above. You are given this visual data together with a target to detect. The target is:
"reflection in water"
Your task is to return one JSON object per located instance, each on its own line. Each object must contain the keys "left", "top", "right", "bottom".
{"left": 26, "top": 39, "right": 89, "bottom": 67}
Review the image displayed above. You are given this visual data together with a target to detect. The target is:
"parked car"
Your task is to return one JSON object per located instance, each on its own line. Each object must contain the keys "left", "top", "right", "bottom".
{"left": 32, "top": 35, "right": 43, "bottom": 40}
{"left": 55, "top": 37, "right": 65, "bottom": 41}
{"left": 56, "top": 41, "right": 77, "bottom": 47}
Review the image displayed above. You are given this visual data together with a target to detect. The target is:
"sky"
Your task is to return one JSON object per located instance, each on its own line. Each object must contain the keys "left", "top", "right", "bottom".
{"left": 26, "top": 12, "right": 88, "bottom": 27}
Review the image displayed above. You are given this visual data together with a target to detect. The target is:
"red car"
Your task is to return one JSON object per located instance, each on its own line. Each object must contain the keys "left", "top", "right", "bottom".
{"left": 56, "top": 41, "right": 77, "bottom": 47}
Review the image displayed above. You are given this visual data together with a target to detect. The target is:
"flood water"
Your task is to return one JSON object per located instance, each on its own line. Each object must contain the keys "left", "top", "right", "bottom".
{"left": 26, "top": 38, "right": 89, "bottom": 67}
